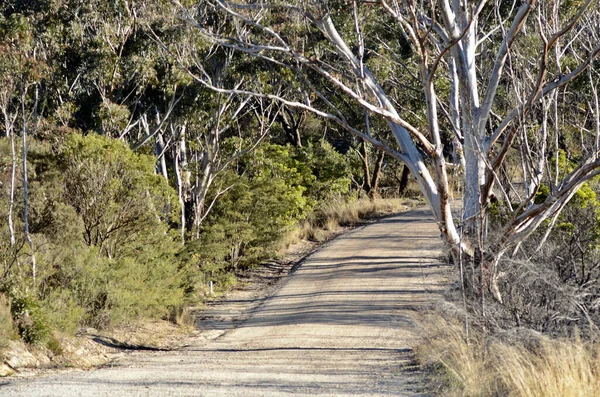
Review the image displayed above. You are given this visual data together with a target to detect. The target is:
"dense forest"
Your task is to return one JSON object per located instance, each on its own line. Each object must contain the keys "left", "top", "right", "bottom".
{"left": 2, "top": 0, "right": 600, "bottom": 393}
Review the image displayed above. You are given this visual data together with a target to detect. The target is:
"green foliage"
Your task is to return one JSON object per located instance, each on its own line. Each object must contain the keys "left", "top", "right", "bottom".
{"left": 46, "top": 237, "right": 186, "bottom": 328}
{"left": 186, "top": 139, "right": 355, "bottom": 291}
{"left": 8, "top": 291, "right": 50, "bottom": 346}
{"left": 293, "top": 140, "right": 351, "bottom": 202}
{"left": 193, "top": 142, "right": 313, "bottom": 272}
{"left": 0, "top": 134, "right": 194, "bottom": 343}
{"left": 59, "top": 133, "right": 177, "bottom": 254}
{"left": 535, "top": 183, "right": 551, "bottom": 204}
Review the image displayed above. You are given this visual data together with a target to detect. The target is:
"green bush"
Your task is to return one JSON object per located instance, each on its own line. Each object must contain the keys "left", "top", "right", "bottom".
{"left": 0, "top": 133, "right": 194, "bottom": 342}
{"left": 192, "top": 143, "right": 314, "bottom": 273}
{"left": 292, "top": 140, "right": 351, "bottom": 203}
{"left": 9, "top": 292, "right": 50, "bottom": 346}
{"left": 59, "top": 133, "right": 178, "bottom": 253}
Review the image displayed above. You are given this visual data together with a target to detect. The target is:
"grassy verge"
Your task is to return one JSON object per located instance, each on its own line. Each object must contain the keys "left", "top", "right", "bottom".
{"left": 282, "top": 197, "right": 416, "bottom": 247}
{"left": 416, "top": 313, "right": 600, "bottom": 396}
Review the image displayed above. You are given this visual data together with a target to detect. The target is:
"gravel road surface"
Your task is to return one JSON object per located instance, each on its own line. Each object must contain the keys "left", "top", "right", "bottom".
{"left": 0, "top": 209, "right": 446, "bottom": 396}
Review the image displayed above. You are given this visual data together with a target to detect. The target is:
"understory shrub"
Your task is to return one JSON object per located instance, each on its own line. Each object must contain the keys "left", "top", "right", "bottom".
{"left": 8, "top": 291, "right": 51, "bottom": 346}
{"left": 0, "top": 134, "right": 194, "bottom": 344}
{"left": 190, "top": 142, "right": 319, "bottom": 274}
{"left": 485, "top": 181, "right": 600, "bottom": 335}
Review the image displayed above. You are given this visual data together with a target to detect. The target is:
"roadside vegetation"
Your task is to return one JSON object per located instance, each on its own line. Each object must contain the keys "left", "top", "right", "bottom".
{"left": 0, "top": 0, "right": 414, "bottom": 356}
{"left": 0, "top": 131, "right": 411, "bottom": 352}
{"left": 416, "top": 179, "right": 600, "bottom": 396}
{"left": 2, "top": 0, "right": 600, "bottom": 394}
{"left": 418, "top": 315, "right": 600, "bottom": 397}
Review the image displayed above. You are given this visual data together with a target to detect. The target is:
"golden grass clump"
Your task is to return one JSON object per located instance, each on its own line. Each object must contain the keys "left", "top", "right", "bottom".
{"left": 417, "top": 314, "right": 600, "bottom": 397}
{"left": 282, "top": 198, "right": 409, "bottom": 248}
{"left": 494, "top": 337, "right": 600, "bottom": 397}
{"left": 0, "top": 293, "right": 17, "bottom": 347}
{"left": 416, "top": 315, "right": 498, "bottom": 396}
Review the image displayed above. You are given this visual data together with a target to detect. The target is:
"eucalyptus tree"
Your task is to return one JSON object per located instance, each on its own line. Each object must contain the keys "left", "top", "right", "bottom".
{"left": 0, "top": 13, "right": 44, "bottom": 284}
{"left": 166, "top": 90, "right": 277, "bottom": 240}
{"left": 0, "top": 39, "right": 19, "bottom": 248}
{"left": 182, "top": 0, "right": 600, "bottom": 296}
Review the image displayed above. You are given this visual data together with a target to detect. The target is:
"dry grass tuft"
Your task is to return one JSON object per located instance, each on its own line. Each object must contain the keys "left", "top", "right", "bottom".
{"left": 172, "top": 306, "right": 195, "bottom": 330}
{"left": 417, "top": 315, "right": 496, "bottom": 396}
{"left": 0, "top": 293, "right": 17, "bottom": 348}
{"left": 417, "top": 313, "right": 600, "bottom": 397}
{"left": 494, "top": 337, "right": 600, "bottom": 397}
{"left": 282, "top": 198, "right": 411, "bottom": 248}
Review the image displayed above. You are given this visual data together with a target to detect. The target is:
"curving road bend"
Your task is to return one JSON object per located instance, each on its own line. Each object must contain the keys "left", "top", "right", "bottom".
{"left": 0, "top": 209, "right": 447, "bottom": 396}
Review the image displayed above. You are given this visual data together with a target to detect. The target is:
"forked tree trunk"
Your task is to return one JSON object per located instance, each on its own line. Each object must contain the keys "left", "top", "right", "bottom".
{"left": 359, "top": 141, "right": 385, "bottom": 200}
{"left": 369, "top": 150, "right": 385, "bottom": 200}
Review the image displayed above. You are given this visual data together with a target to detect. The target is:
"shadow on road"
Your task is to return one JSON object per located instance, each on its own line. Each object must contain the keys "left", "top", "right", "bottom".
{"left": 90, "top": 335, "right": 171, "bottom": 351}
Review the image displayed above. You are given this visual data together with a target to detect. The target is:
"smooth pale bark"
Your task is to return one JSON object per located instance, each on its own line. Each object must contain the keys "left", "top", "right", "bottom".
{"left": 2, "top": 110, "right": 17, "bottom": 247}
{"left": 192, "top": 158, "right": 214, "bottom": 238}
{"left": 318, "top": 15, "right": 462, "bottom": 247}
{"left": 591, "top": 69, "right": 600, "bottom": 153}
{"left": 442, "top": 6, "right": 484, "bottom": 224}
{"left": 20, "top": 86, "right": 36, "bottom": 287}
{"left": 1, "top": 88, "right": 18, "bottom": 247}
{"left": 173, "top": 125, "right": 188, "bottom": 239}
{"left": 448, "top": 57, "right": 466, "bottom": 170}
{"left": 155, "top": 133, "right": 169, "bottom": 180}
{"left": 189, "top": 0, "right": 600, "bottom": 263}
{"left": 8, "top": 130, "right": 16, "bottom": 247}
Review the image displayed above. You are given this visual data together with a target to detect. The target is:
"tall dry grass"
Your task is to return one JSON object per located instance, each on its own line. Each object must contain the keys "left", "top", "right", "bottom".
{"left": 417, "top": 316, "right": 497, "bottom": 396}
{"left": 417, "top": 315, "right": 600, "bottom": 396}
{"left": 0, "top": 293, "right": 17, "bottom": 348}
{"left": 282, "top": 198, "right": 412, "bottom": 248}
{"left": 494, "top": 337, "right": 600, "bottom": 397}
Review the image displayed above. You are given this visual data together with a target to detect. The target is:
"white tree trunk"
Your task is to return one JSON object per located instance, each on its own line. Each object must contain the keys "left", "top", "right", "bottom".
{"left": 155, "top": 132, "right": 169, "bottom": 180}
{"left": 173, "top": 129, "right": 186, "bottom": 240}
{"left": 5, "top": 114, "right": 16, "bottom": 247}
{"left": 20, "top": 86, "right": 36, "bottom": 286}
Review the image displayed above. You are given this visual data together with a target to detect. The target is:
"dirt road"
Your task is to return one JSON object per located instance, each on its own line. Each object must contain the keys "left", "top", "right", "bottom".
{"left": 0, "top": 209, "right": 447, "bottom": 396}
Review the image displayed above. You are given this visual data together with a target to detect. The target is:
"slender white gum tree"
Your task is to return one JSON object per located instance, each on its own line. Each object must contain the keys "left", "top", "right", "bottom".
{"left": 0, "top": 77, "right": 18, "bottom": 248}
{"left": 181, "top": 0, "right": 600, "bottom": 269}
